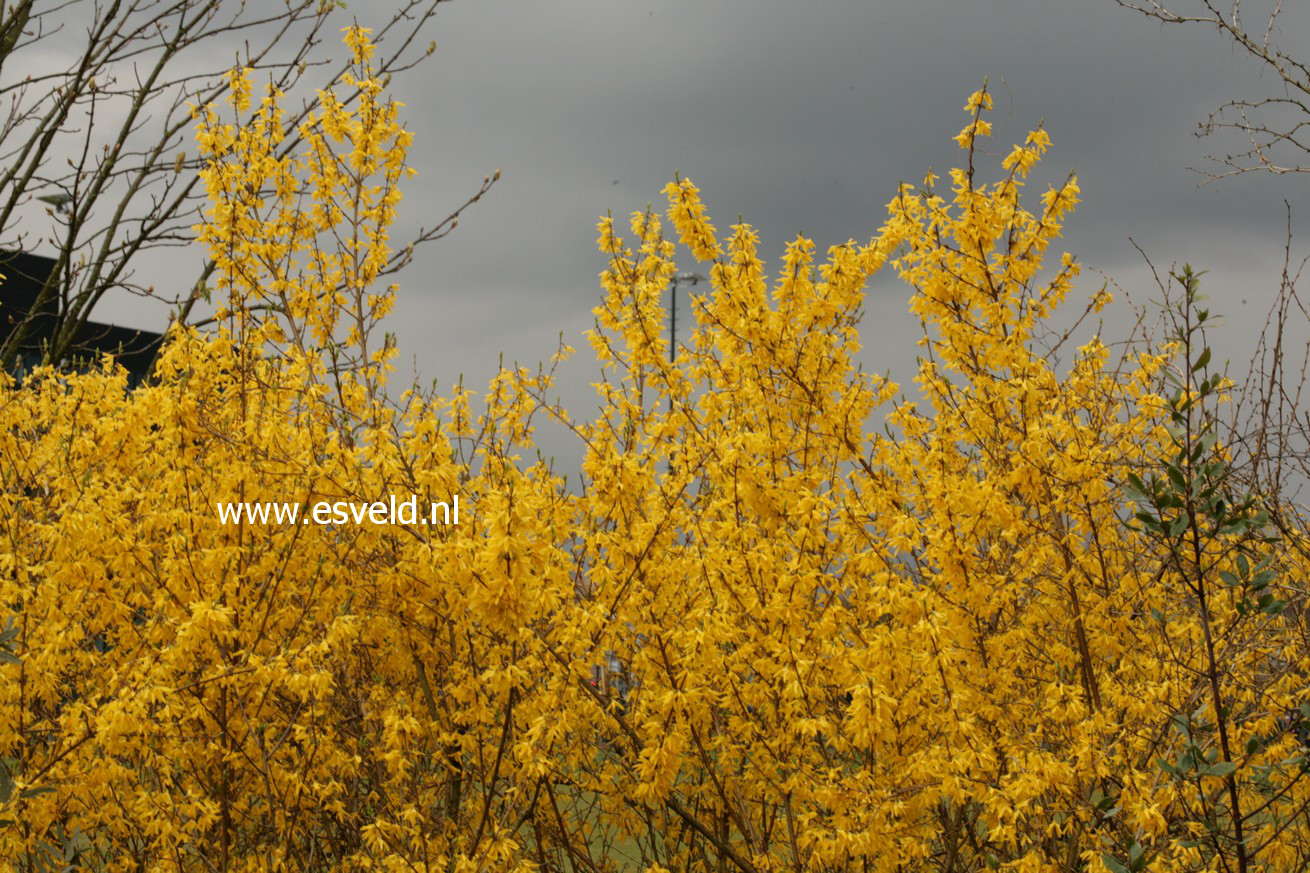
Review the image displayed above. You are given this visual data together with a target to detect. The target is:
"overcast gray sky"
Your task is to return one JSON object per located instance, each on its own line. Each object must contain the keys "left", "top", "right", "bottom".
{"left": 47, "top": 0, "right": 1310, "bottom": 466}
{"left": 355, "top": 0, "right": 1310, "bottom": 460}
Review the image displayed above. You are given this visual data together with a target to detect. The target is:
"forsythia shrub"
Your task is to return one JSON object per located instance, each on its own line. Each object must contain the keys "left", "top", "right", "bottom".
{"left": 0, "top": 31, "right": 1308, "bottom": 872}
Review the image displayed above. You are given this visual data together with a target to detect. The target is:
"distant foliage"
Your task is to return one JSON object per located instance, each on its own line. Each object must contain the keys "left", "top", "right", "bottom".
{"left": 1, "top": 42, "right": 1308, "bottom": 871}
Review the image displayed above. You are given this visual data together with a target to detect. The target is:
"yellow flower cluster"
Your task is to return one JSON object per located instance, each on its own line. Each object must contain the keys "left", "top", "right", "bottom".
{"left": 1, "top": 60, "right": 1307, "bottom": 873}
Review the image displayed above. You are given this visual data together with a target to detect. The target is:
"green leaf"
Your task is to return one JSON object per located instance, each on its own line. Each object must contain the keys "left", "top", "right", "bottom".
{"left": 1102, "top": 853, "right": 1130, "bottom": 873}
{"left": 1192, "top": 347, "right": 1211, "bottom": 372}
{"left": 1209, "top": 761, "right": 1237, "bottom": 779}
{"left": 1166, "top": 464, "right": 1187, "bottom": 491}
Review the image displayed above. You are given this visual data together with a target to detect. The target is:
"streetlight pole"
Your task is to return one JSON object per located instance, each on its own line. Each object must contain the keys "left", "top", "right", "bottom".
{"left": 669, "top": 271, "right": 705, "bottom": 365}
{"left": 667, "top": 272, "right": 704, "bottom": 475}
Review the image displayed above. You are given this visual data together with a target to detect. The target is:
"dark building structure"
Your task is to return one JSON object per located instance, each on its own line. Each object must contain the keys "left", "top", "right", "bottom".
{"left": 0, "top": 251, "right": 163, "bottom": 385}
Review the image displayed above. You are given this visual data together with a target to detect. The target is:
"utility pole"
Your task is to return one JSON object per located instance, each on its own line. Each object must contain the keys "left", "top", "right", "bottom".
{"left": 669, "top": 271, "right": 705, "bottom": 365}
{"left": 667, "top": 272, "right": 704, "bottom": 475}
